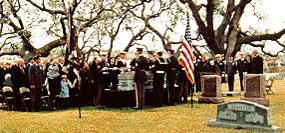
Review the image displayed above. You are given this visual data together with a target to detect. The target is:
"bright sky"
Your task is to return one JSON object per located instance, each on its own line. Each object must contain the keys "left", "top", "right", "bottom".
{"left": 28, "top": 0, "right": 285, "bottom": 53}
{"left": 241, "top": 0, "right": 285, "bottom": 31}
{"left": 240, "top": 0, "right": 285, "bottom": 53}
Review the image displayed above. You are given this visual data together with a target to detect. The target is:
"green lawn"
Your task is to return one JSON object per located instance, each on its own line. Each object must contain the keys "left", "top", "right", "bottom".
{"left": 0, "top": 79, "right": 284, "bottom": 132}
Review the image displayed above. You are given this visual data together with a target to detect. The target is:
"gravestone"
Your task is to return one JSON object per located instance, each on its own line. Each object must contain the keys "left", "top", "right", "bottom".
{"left": 241, "top": 74, "right": 269, "bottom": 106}
{"left": 274, "top": 73, "right": 283, "bottom": 80}
{"left": 198, "top": 75, "right": 224, "bottom": 103}
{"left": 208, "top": 100, "right": 282, "bottom": 132}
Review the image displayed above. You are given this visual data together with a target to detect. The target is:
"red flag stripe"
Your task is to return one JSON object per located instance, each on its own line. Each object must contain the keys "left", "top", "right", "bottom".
{"left": 179, "top": 59, "right": 195, "bottom": 82}
{"left": 179, "top": 53, "right": 195, "bottom": 81}
{"left": 179, "top": 60, "right": 195, "bottom": 84}
{"left": 180, "top": 38, "right": 195, "bottom": 72}
{"left": 179, "top": 38, "right": 195, "bottom": 84}
{"left": 181, "top": 38, "right": 195, "bottom": 61}
{"left": 181, "top": 51, "right": 194, "bottom": 71}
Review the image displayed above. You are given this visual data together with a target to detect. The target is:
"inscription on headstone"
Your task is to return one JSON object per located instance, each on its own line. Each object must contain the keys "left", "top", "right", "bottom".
{"left": 242, "top": 74, "right": 269, "bottom": 106}
{"left": 199, "top": 75, "right": 224, "bottom": 104}
{"left": 245, "top": 76, "right": 262, "bottom": 98}
{"left": 208, "top": 100, "right": 282, "bottom": 132}
{"left": 203, "top": 77, "right": 217, "bottom": 97}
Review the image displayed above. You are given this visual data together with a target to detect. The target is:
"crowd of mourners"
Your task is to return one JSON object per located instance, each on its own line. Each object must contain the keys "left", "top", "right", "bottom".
{"left": 0, "top": 47, "right": 264, "bottom": 111}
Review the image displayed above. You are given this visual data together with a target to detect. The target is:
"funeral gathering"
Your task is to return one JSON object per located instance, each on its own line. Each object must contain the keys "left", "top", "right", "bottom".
{"left": 0, "top": 46, "right": 266, "bottom": 110}
{"left": 0, "top": 0, "right": 285, "bottom": 132}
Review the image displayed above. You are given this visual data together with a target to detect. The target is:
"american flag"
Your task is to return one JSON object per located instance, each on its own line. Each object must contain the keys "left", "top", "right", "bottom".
{"left": 179, "top": 12, "right": 195, "bottom": 84}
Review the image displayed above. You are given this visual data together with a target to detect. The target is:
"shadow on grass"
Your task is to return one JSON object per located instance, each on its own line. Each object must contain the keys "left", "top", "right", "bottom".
{"left": 81, "top": 105, "right": 156, "bottom": 113}
{"left": 32, "top": 105, "right": 157, "bottom": 114}
{"left": 0, "top": 100, "right": 200, "bottom": 114}
{"left": 43, "top": 101, "right": 199, "bottom": 113}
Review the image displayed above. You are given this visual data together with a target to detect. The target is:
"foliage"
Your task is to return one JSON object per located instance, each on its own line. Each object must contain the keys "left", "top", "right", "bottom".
{"left": 0, "top": 0, "right": 185, "bottom": 60}
{"left": 182, "top": 0, "right": 285, "bottom": 58}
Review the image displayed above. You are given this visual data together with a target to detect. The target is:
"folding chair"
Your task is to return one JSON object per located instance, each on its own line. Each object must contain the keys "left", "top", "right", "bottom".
{"left": 19, "top": 87, "right": 31, "bottom": 112}
{"left": 2, "top": 86, "right": 15, "bottom": 110}
{"left": 41, "top": 88, "right": 50, "bottom": 110}
{"left": 0, "top": 88, "right": 3, "bottom": 107}
{"left": 265, "top": 77, "right": 275, "bottom": 95}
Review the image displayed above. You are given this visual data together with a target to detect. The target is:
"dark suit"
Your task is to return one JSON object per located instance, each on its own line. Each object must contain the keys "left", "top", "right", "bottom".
{"left": 226, "top": 61, "right": 236, "bottom": 91}
{"left": 116, "top": 59, "right": 127, "bottom": 68}
{"left": 98, "top": 61, "right": 110, "bottom": 89}
{"left": 0, "top": 67, "right": 8, "bottom": 88}
{"left": 29, "top": 64, "right": 44, "bottom": 112}
{"left": 89, "top": 60, "right": 99, "bottom": 105}
{"left": 166, "top": 56, "right": 178, "bottom": 104}
{"left": 237, "top": 59, "right": 246, "bottom": 91}
{"left": 130, "top": 55, "right": 148, "bottom": 109}
{"left": 147, "top": 57, "right": 155, "bottom": 71}
{"left": 95, "top": 60, "right": 110, "bottom": 105}
{"left": 251, "top": 55, "right": 263, "bottom": 74}
{"left": 79, "top": 68, "right": 92, "bottom": 105}
{"left": 194, "top": 61, "right": 201, "bottom": 92}
{"left": 153, "top": 57, "right": 168, "bottom": 107}
{"left": 245, "top": 60, "right": 252, "bottom": 74}
{"left": 109, "top": 62, "right": 120, "bottom": 90}
{"left": 214, "top": 60, "right": 225, "bottom": 76}
{"left": 177, "top": 65, "right": 190, "bottom": 103}
{"left": 196, "top": 60, "right": 212, "bottom": 93}
{"left": 10, "top": 65, "right": 28, "bottom": 111}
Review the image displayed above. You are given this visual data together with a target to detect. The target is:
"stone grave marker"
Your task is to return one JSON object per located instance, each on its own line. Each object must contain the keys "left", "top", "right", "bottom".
{"left": 198, "top": 75, "right": 224, "bottom": 103}
{"left": 241, "top": 74, "right": 269, "bottom": 106}
{"left": 274, "top": 73, "right": 283, "bottom": 80}
{"left": 208, "top": 100, "right": 282, "bottom": 132}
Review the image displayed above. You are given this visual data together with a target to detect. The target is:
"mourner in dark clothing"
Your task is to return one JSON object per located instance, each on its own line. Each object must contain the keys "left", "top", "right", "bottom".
{"left": 236, "top": 52, "right": 246, "bottom": 91}
{"left": 130, "top": 48, "right": 148, "bottom": 109}
{"left": 214, "top": 54, "right": 225, "bottom": 76}
{"left": 116, "top": 52, "right": 127, "bottom": 68}
{"left": 0, "top": 62, "right": 11, "bottom": 87}
{"left": 89, "top": 58, "right": 100, "bottom": 105}
{"left": 245, "top": 54, "right": 252, "bottom": 74}
{"left": 197, "top": 54, "right": 212, "bottom": 73}
{"left": 226, "top": 56, "right": 236, "bottom": 92}
{"left": 166, "top": 49, "right": 178, "bottom": 105}
{"left": 29, "top": 55, "right": 45, "bottom": 112}
{"left": 96, "top": 54, "right": 110, "bottom": 105}
{"left": 66, "top": 56, "right": 80, "bottom": 107}
{"left": 196, "top": 54, "right": 212, "bottom": 92}
{"left": 193, "top": 56, "right": 201, "bottom": 92}
{"left": 177, "top": 65, "right": 190, "bottom": 103}
{"left": 79, "top": 62, "right": 92, "bottom": 106}
{"left": 25, "top": 56, "right": 34, "bottom": 87}
{"left": 251, "top": 50, "right": 264, "bottom": 74}
{"left": 98, "top": 54, "right": 110, "bottom": 90}
{"left": 153, "top": 51, "right": 168, "bottom": 107}
{"left": 10, "top": 58, "right": 28, "bottom": 111}
{"left": 146, "top": 51, "right": 155, "bottom": 71}
{"left": 0, "top": 66, "right": 7, "bottom": 88}
{"left": 109, "top": 57, "right": 120, "bottom": 90}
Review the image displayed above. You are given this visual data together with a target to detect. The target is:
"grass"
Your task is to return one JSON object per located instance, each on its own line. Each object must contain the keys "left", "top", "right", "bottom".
{"left": 0, "top": 79, "right": 284, "bottom": 132}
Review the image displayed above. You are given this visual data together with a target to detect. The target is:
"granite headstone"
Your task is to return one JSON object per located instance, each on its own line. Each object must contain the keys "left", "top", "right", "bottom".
{"left": 198, "top": 75, "right": 224, "bottom": 103}
{"left": 241, "top": 74, "right": 269, "bottom": 106}
{"left": 208, "top": 100, "right": 282, "bottom": 132}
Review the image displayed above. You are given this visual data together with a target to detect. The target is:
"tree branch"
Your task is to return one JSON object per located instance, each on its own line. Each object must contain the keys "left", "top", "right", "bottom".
{"left": 237, "top": 29, "right": 285, "bottom": 45}
{"left": 123, "top": 28, "right": 147, "bottom": 52}
{"left": 26, "top": 0, "right": 66, "bottom": 15}
{"left": 36, "top": 38, "right": 66, "bottom": 56}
